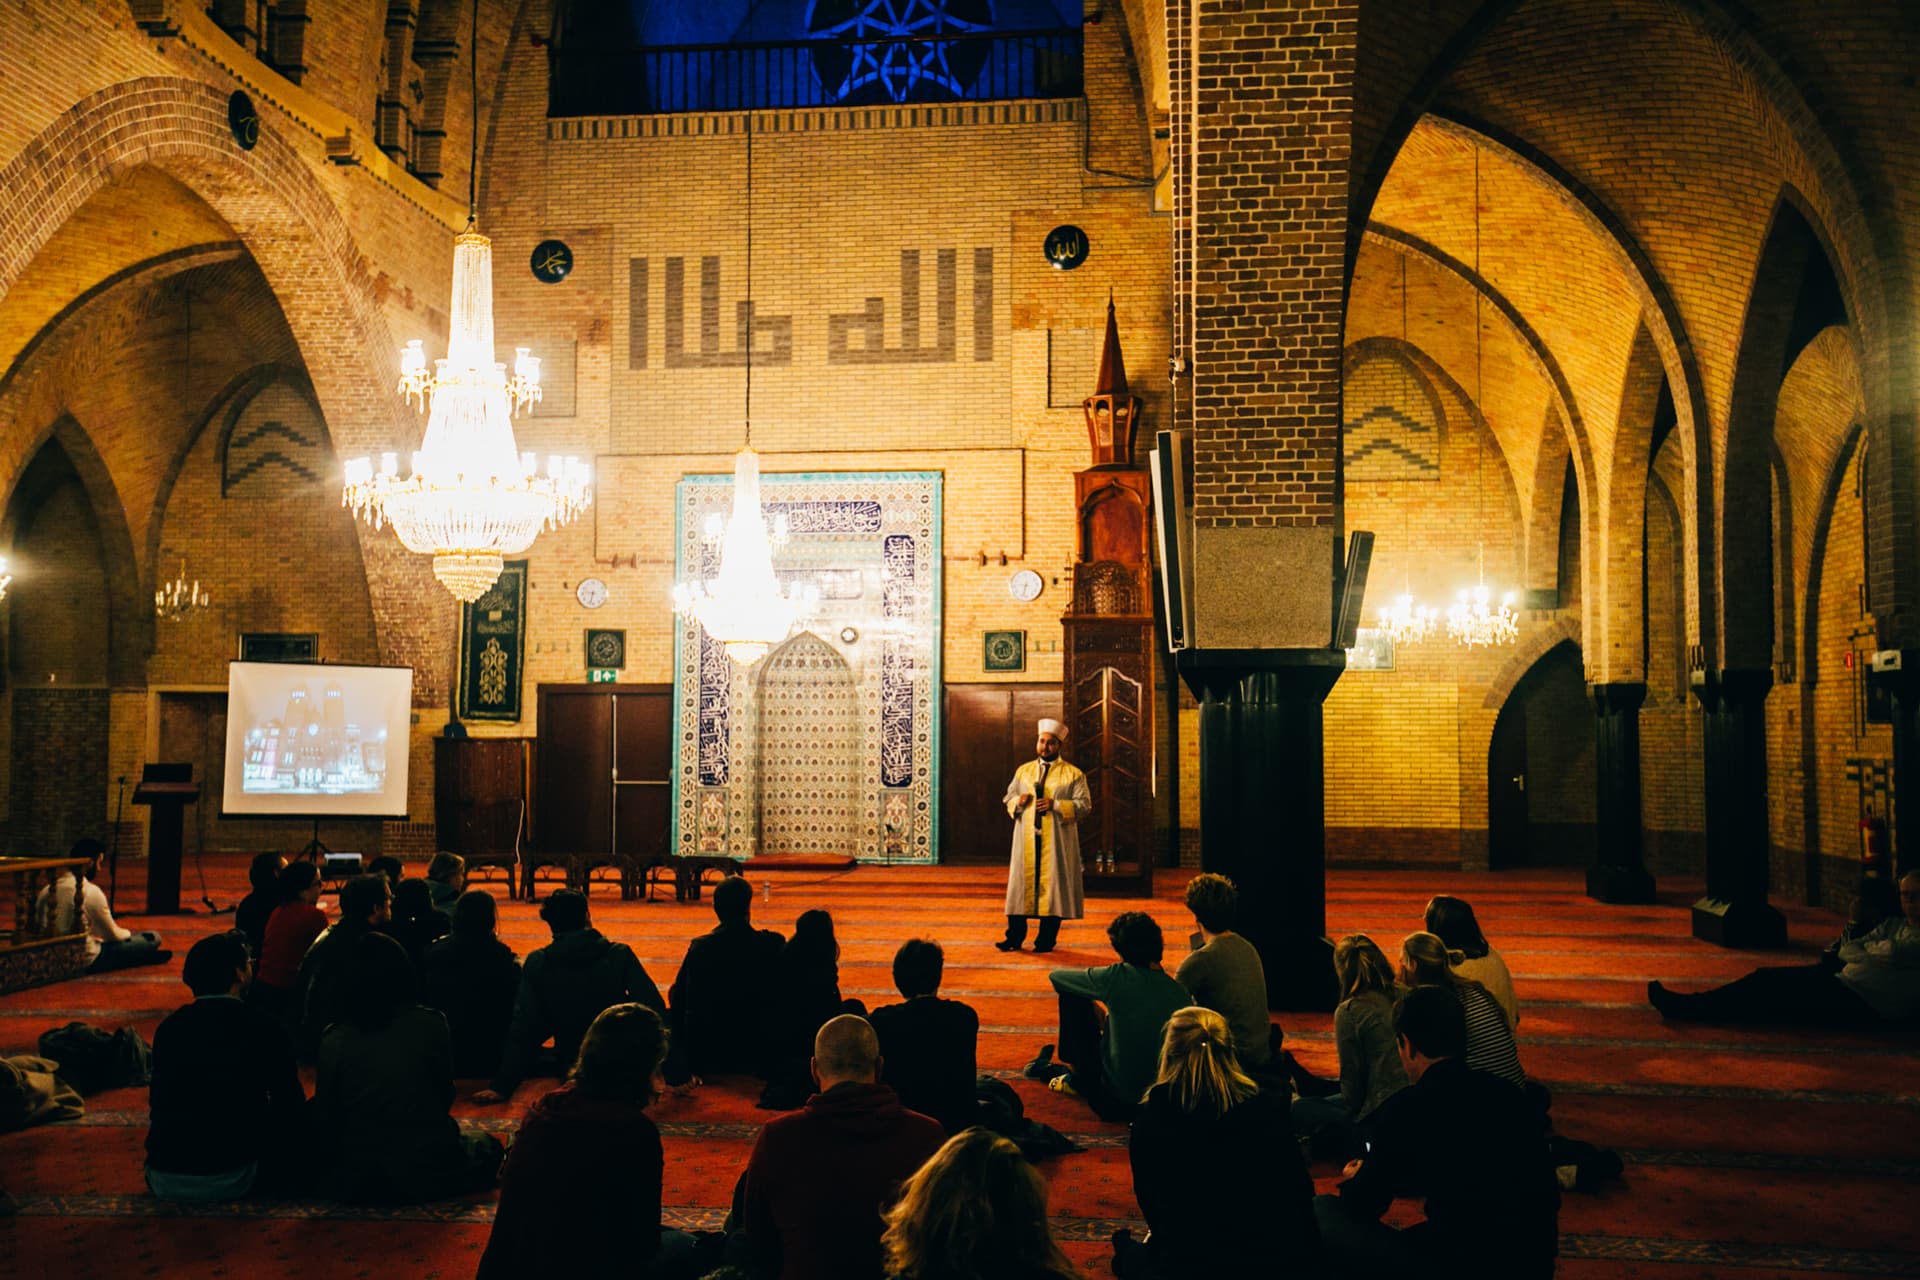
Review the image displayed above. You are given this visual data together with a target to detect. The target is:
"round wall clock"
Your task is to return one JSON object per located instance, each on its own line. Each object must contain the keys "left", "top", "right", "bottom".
{"left": 227, "top": 91, "right": 259, "bottom": 151}
{"left": 531, "top": 240, "right": 573, "bottom": 284}
{"left": 575, "top": 577, "right": 608, "bottom": 609}
{"left": 1008, "top": 569, "right": 1044, "bottom": 601}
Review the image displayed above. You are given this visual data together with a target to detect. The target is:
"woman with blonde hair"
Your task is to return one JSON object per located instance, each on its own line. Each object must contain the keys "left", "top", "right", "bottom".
{"left": 1400, "top": 931, "right": 1526, "bottom": 1086}
{"left": 1291, "top": 934, "right": 1410, "bottom": 1160}
{"left": 1114, "top": 1007, "right": 1318, "bottom": 1278}
{"left": 881, "top": 1128, "right": 1082, "bottom": 1280}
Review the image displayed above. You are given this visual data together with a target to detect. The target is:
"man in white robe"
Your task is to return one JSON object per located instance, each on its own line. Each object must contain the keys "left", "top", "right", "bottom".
{"left": 997, "top": 719, "right": 1091, "bottom": 952}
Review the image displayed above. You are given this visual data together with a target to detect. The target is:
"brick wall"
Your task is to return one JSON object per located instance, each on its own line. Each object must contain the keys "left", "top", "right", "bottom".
{"left": 8, "top": 688, "right": 109, "bottom": 856}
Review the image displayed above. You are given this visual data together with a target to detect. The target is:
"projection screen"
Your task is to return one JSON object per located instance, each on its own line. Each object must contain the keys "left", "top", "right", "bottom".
{"left": 221, "top": 662, "right": 413, "bottom": 817}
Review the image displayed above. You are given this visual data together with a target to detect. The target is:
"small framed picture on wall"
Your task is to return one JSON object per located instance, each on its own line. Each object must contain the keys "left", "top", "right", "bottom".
{"left": 238, "top": 633, "right": 319, "bottom": 663}
{"left": 984, "top": 630, "right": 1026, "bottom": 673}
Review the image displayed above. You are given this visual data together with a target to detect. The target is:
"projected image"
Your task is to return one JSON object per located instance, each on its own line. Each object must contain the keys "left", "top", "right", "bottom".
{"left": 238, "top": 679, "right": 390, "bottom": 796}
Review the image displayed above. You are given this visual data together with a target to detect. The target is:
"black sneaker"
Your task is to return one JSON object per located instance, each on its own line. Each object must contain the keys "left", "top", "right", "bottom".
{"left": 1021, "top": 1044, "right": 1058, "bottom": 1079}
{"left": 994, "top": 938, "right": 1022, "bottom": 952}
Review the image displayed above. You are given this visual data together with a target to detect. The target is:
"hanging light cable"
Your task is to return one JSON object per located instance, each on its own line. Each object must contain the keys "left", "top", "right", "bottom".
{"left": 342, "top": 0, "right": 589, "bottom": 602}
{"left": 671, "top": 116, "right": 817, "bottom": 666}
{"left": 1378, "top": 253, "right": 1438, "bottom": 645}
{"left": 1448, "top": 148, "right": 1519, "bottom": 648}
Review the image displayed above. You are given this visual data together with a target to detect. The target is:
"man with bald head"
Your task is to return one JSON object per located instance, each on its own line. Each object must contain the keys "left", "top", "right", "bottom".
{"left": 736, "top": 1014, "right": 945, "bottom": 1279}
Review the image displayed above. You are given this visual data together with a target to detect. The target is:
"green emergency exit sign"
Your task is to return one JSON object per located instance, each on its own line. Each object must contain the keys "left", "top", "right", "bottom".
{"left": 588, "top": 668, "right": 617, "bottom": 684}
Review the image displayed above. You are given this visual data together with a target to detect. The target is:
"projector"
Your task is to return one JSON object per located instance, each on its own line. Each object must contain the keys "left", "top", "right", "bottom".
{"left": 321, "top": 853, "right": 364, "bottom": 879}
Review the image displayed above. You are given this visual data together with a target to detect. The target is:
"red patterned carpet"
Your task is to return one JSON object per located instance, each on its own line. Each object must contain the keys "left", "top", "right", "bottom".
{"left": 3, "top": 859, "right": 1916, "bottom": 1279}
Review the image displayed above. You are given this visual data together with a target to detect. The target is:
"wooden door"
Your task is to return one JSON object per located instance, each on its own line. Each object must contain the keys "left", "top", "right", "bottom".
{"left": 1488, "top": 697, "right": 1529, "bottom": 870}
{"left": 612, "top": 688, "right": 672, "bottom": 858}
{"left": 940, "top": 684, "right": 1062, "bottom": 864}
{"left": 535, "top": 685, "right": 672, "bottom": 856}
{"left": 1073, "top": 664, "right": 1148, "bottom": 868}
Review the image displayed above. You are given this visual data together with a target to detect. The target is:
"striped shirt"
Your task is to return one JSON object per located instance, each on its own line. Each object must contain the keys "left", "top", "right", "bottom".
{"left": 1458, "top": 979, "right": 1526, "bottom": 1085}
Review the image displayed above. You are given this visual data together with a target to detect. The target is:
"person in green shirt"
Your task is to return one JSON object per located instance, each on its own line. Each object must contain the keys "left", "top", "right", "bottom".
{"left": 1034, "top": 912, "right": 1189, "bottom": 1121}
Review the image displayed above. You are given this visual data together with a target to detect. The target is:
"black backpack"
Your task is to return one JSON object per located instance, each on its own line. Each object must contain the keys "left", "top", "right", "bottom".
{"left": 36, "top": 1022, "right": 152, "bottom": 1094}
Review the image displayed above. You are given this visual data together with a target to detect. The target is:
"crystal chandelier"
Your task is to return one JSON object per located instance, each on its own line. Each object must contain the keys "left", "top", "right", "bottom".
{"left": 1378, "top": 591, "right": 1438, "bottom": 645}
{"left": 670, "top": 115, "right": 815, "bottom": 665}
{"left": 1449, "top": 149, "right": 1517, "bottom": 649}
{"left": 155, "top": 561, "right": 210, "bottom": 621}
{"left": 341, "top": 2, "right": 588, "bottom": 602}
{"left": 672, "top": 448, "right": 818, "bottom": 665}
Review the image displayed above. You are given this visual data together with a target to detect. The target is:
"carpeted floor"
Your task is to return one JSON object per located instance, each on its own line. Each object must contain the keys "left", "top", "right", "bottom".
{"left": 3, "top": 859, "right": 1916, "bottom": 1279}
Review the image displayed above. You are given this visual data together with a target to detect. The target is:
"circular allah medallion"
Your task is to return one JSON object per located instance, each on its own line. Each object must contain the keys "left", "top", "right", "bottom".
{"left": 227, "top": 91, "right": 259, "bottom": 151}
{"left": 530, "top": 239, "right": 573, "bottom": 284}
{"left": 1043, "top": 225, "right": 1089, "bottom": 271}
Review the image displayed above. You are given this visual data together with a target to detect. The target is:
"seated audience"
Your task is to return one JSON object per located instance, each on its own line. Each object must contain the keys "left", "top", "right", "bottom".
{"left": 1291, "top": 933, "right": 1410, "bottom": 1160}
{"left": 479, "top": 1003, "right": 698, "bottom": 1279}
{"left": 1651, "top": 869, "right": 1920, "bottom": 1025}
{"left": 1172, "top": 873, "right": 1277, "bottom": 1071}
{"left": 426, "top": 851, "right": 467, "bottom": 912}
{"left": 1400, "top": 930, "right": 1526, "bottom": 1086}
{"left": 251, "top": 861, "right": 328, "bottom": 1020}
{"left": 145, "top": 931, "right": 307, "bottom": 1201}
{"left": 388, "top": 876, "right": 452, "bottom": 965}
{"left": 669, "top": 875, "right": 785, "bottom": 1081}
{"left": 880, "top": 1128, "right": 1085, "bottom": 1280}
{"left": 477, "top": 889, "right": 666, "bottom": 1102}
{"left": 365, "top": 855, "right": 405, "bottom": 890}
{"left": 1116, "top": 1007, "right": 1318, "bottom": 1279}
{"left": 869, "top": 938, "right": 980, "bottom": 1136}
{"left": 763, "top": 909, "right": 866, "bottom": 1108}
{"left": 1425, "top": 894, "right": 1518, "bottom": 1027}
{"left": 232, "top": 853, "right": 286, "bottom": 959}
{"left": 737, "top": 1014, "right": 945, "bottom": 1280}
{"left": 1038, "top": 911, "right": 1189, "bottom": 1121}
{"left": 295, "top": 873, "right": 392, "bottom": 1058}
{"left": 34, "top": 838, "right": 169, "bottom": 971}
{"left": 314, "top": 933, "right": 503, "bottom": 1202}
{"left": 422, "top": 890, "right": 522, "bottom": 1078}
{"left": 1316, "top": 986, "right": 1559, "bottom": 1278}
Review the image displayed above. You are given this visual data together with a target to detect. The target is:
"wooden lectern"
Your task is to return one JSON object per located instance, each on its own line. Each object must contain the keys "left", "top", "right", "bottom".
{"left": 133, "top": 764, "right": 198, "bottom": 915}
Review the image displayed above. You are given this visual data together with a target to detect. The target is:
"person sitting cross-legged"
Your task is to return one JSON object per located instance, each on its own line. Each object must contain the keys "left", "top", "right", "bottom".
{"left": 425, "top": 851, "right": 467, "bottom": 912}
{"left": 145, "top": 931, "right": 308, "bottom": 1201}
{"left": 1173, "top": 873, "right": 1278, "bottom": 1073}
{"left": 1035, "top": 911, "right": 1190, "bottom": 1122}
{"left": 232, "top": 852, "right": 287, "bottom": 960}
{"left": 1650, "top": 869, "right": 1920, "bottom": 1026}
{"left": 734, "top": 1014, "right": 946, "bottom": 1280}
{"left": 248, "top": 860, "right": 329, "bottom": 1024}
{"left": 869, "top": 938, "right": 981, "bottom": 1136}
{"left": 475, "top": 888, "right": 666, "bottom": 1104}
{"left": 1425, "top": 894, "right": 1519, "bottom": 1029}
{"left": 294, "top": 872, "right": 391, "bottom": 1060}
{"left": 1399, "top": 930, "right": 1526, "bottom": 1087}
{"left": 1290, "top": 933, "right": 1410, "bottom": 1162}
{"left": 1314, "top": 985, "right": 1560, "bottom": 1279}
{"left": 1114, "top": 1006, "right": 1319, "bottom": 1280}
{"left": 387, "top": 876, "right": 451, "bottom": 970}
{"left": 34, "top": 837, "right": 169, "bottom": 972}
{"left": 669, "top": 875, "right": 785, "bottom": 1083}
{"left": 421, "top": 889, "right": 521, "bottom": 1079}
{"left": 314, "top": 932, "right": 504, "bottom": 1203}
{"left": 478, "top": 1003, "right": 700, "bottom": 1280}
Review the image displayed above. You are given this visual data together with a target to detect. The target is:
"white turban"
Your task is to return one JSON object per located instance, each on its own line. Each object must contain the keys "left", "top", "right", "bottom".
{"left": 1037, "top": 719, "right": 1068, "bottom": 739}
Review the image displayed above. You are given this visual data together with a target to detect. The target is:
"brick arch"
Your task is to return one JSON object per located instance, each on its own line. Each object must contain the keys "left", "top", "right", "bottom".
{"left": 0, "top": 416, "right": 152, "bottom": 687}
{"left": 1481, "top": 614, "right": 1584, "bottom": 710}
{"left": 1342, "top": 335, "right": 1451, "bottom": 478}
{"left": 1362, "top": 226, "right": 1592, "bottom": 540}
{"left": 1721, "top": 193, "right": 1830, "bottom": 670}
{"left": 0, "top": 76, "right": 443, "bottom": 691}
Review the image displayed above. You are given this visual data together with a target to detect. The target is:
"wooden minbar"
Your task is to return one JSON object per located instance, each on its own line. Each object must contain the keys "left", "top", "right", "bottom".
{"left": 1064, "top": 299, "right": 1156, "bottom": 897}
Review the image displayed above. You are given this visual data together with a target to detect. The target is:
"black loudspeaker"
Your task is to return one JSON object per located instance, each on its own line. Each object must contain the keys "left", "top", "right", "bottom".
{"left": 1332, "top": 530, "right": 1375, "bottom": 650}
{"left": 1150, "top": 430, "right": 1194, "bottom": 650}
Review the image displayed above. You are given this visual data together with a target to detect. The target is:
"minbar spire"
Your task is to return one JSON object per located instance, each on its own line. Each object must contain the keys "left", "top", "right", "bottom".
{"left": 1082, "top": 295, "right": 1141, "bottom": 466}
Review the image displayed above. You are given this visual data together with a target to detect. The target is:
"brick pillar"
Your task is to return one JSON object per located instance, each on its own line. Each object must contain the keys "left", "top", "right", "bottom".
{"left": 1169, "top": 0, "right": 1356, "bottom": 1006}
{"left": 1689, "top": 668, "right": 1787, "bottom": 947}
{"left": 1588, "top": 681, "right": 1655, "bottom": 903}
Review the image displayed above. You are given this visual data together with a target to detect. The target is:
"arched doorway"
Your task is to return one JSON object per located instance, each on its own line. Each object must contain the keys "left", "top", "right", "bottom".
{"left": 1487, "top": 639, "right": 1594, "bottom": 869}
{"left": 755, "top": 632, "right": 860, "bottom": 859}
